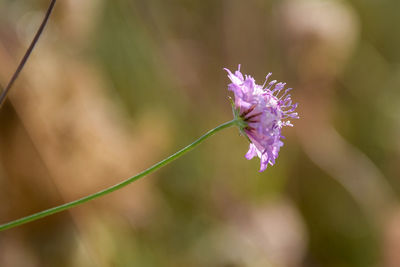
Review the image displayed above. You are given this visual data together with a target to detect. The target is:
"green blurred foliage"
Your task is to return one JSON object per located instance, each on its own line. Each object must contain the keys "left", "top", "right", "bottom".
{"left": 1, "top": 0, "right": 400, "bottom": 266}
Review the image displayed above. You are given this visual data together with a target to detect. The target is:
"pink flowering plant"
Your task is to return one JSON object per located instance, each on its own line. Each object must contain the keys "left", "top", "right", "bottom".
{"left": 0, "top": 65, "right": 298, "bottom": 231}
{"left": 226, "top": 65, "right": 299, "bottom": 171}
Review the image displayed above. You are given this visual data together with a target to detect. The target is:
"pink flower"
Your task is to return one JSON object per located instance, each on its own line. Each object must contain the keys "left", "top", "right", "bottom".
{"left": 225, "top": 65, "right": 299, "bottom": 172}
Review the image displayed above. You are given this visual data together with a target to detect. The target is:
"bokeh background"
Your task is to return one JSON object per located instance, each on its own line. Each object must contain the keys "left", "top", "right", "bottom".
{"left": 0, "top": 0, "right": 400, "bottom": 266}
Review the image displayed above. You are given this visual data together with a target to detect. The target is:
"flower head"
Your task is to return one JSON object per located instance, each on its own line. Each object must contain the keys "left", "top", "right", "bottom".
{"left": 225, "top": 65, "right": 299, "bottom": 172}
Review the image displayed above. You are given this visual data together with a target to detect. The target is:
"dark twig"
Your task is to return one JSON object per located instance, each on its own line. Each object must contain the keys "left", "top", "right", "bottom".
{"left": 0, "top": 0, "right": 57, "bottom": 108}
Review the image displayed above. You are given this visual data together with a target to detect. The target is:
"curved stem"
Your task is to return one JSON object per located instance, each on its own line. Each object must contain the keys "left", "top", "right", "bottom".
{"left": 0, "top": 0, "right": 57, "bottom": 108}
{"left": 0, "top": 120, "right": 237, "bottom": 231}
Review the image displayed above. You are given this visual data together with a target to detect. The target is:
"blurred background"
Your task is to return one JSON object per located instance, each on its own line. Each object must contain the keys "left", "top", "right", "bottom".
{"left": 0, "top": 0, "right": 400, "bottom": 266}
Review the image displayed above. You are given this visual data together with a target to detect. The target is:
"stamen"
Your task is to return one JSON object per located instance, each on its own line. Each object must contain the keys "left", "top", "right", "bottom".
{"left": 267, "top": 80, "right": 278, "bottom": 90}
{"left": 271, "top": 82, "right": 285, "bottom": 94}
{"left": 278, "top": 88, "right": 292, "bottom": 100}
{"left": 262, "top": 73, "right": 272, "bottom": 89}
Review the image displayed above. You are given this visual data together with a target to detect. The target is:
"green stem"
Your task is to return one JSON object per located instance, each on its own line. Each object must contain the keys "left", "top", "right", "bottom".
{"left": 0, "top": 120, "right": 237, "bottom": 231}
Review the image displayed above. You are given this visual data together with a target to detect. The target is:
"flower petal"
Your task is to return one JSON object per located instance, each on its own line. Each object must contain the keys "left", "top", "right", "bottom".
{"left": 245, "top": 143, "right": 257, "bottom": 160}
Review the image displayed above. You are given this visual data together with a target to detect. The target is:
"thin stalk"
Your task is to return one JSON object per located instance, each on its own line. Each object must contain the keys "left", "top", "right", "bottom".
{"left": 0, "top": 0, "right": 57, "bottom": 108}
{"left": 0, "top": 120, "right": 237, "bottom": 231}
